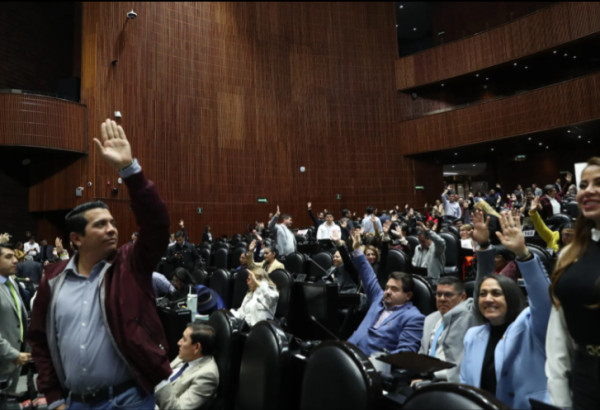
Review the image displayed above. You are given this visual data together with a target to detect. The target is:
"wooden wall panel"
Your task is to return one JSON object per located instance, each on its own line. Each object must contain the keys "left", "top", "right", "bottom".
{"left": 0, "top": 94, "right": 87, "bottom": 152}
{"left": 29, "top": 157, "right": 89, "bottom": 212}
{"left": 400, "top": 71, "right": 600, "bottom": 155}
{"left": 80, "top": 2, "right": 417, "bottom": 244}
{"left": 396, "top": 2, "right": 600, "bottom": 90}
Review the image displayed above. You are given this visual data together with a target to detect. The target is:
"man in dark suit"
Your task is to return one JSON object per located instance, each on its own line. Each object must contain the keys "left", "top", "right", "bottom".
{"left": 16, "top": 260, "right": 43, "bottom": 284}
{"left": 166, "top": 231, "right": 202, "bottom": 272}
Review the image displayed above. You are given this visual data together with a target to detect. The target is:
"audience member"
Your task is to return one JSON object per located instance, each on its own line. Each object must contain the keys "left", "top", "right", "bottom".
{"left": 14, "top": 242, "right": 25, "bottom": 262}
{"left": 202, "top": 225, "right": 213, "bottom": 244}
{"left": 514, "top": 185, "right": 524, "bottom": 202}
{"left": 130, "top": 232, "right": 138, "bottom": 243}
{"left": 168, "top": 268, "right": 197, "bottom": 301}
{"left": 230, "top": 268, "right": 279, "bottom": 327}
{"left": 474, "top": 200, "right": 502, "bottom": 245}
{"left": 432, "top": 200, "right": 445, "bottom": 218}
{"left": 459, "top": 225, "right": 476, "bottom": 250}
{"left": 268, "top": 206, "right": 296, "bottom": 256}
{"left": 340, "top": 209, "right": 355, "bottom": 230}
{"left": 460, "top": 211, "right": 551, "bottom": 409}
{"left": 546, "top": 157, "right": 600, "bottom": 409}
{"left": 529, "top": 196, "right": 574, "bottom": 254}
{"left": 316, "top": 212, "right": 342, "bottom": 240}
{"left": 307, "top": 202, "right": 325, "bottom": 229}
{"left": 347, "top": 229, "right": 424, "bottom": 356}
{"left": 167, "top": 230, "right": 202, "bottom": 272}
{"left": 0, "top": 243, "right": 32, "bottom": 394}
{"left": 539, "top": 173, "right": 572, "bottom": 219}
{"left": 23, "top": 236, "right": 40, "bottom": 261}
{"left": 247, "top": 240, "right": 284, "bottom": 274}
{"left": 390, "top": 224, "right": 412, "bottom": 255}
{"left": 532, "top": 183, "right": 543, "bottom": 198}
{"left": 412, "top": 221, "right": 446, "bottom": 285}
{"left": 16, "top": 259, "right": 43, "bottom": 284}
{"left": 473, "top": 191, "right": 484, "bottom": 204}
{"left": 195, "top": 286, "right": 226, "bottom": 315}
{"left": 28, "top": 119, "right": 172, "bottom": 410}
{"left": 494, "top": 244, "right": 521, "bottom": 282}
{"left": 329, "top": 231, "right": 359, "bottom": 294}
{"left": 442, "top": 188, "right": 461, "bottom": 219}
{"left": 380, "top": 210, "right": 391, "bottom": 225}
{"left": 362, "top": 206, "right": 382, "bottom": 235}
{"left": 153, "top": 271, "right": 175, "bottom": 298}
{"left": 155, "top": 323, "right": 219, "bottom": 410}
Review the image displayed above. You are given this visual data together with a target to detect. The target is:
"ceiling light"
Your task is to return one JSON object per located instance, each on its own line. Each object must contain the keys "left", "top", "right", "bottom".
{"left": 444, "top": 172, "right": 458, "bottom": 176}
{"left": 396, "top": 25, "right": 398, "bottom": 27}
{"left": 589, "top": 141, "right": 592, "bottom": 143}
{"left": 22, "top": 159, "right": 30, "bottom": 165}
{"left": 578, "top": 135, "right": 581, "bottom": 138}
{"left": 491, "top": 148, "right": 494, "bottom": 151}
{"left": 455, "top": 153, "right": 458, "bottom": 155}
{"left": 399, "top": 5, "right": 403, "bottom": 8}
{"left": 568, "top": 130, "right": 571, "bottom": 133}
{"left": 573, "top": 56, "right": 577, "bottom": 59}
{"left": 564, "top": 53, "right": 568, "bottom": 57}
{"left": 441, "top": 83, "right": 444, "bottom": 87}
{"left": 473, "top": 164, "right": 476, "bottom": 167}
{"left": 546, "top": 146, "right": 549, "bottom": 149}
{"left": 483, "top": 85, "right": 488, "bottom": 89}
{"left": 539, "top": 143, "right": 542, "bottom": 146}
{"left": 525, "top": 66, "right": 528, "bottom": 69}
{"left": 528, "top": 137, "right": 532, "bottom": 140}
{"left": 553, "top": 50, "right": 557, "bottom": 54}
{"left": 486, "top": 77, "right": 489, "bottom": 80}
{"left": 452, "top": 165, "right": 455, "bottom": 168}
{"left": 514, "top": 62, "right": 518, "bottom": 66}
{"left": 475, "top": 74, "right": 479, "bottom": 77}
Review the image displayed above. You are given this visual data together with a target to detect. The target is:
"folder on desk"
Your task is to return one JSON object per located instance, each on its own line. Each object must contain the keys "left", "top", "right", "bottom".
{"left": 376, "top": 351, "right": 455, "bottom": 374}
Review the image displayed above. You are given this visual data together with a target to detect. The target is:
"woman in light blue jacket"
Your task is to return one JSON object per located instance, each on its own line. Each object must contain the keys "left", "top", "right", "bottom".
{"left": 460, "top": 210, "right": 552, "bottom": 409}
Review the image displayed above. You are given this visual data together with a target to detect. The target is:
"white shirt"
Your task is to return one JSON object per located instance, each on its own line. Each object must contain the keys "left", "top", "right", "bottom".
{"left": 24, "top": 242, "right": 40, "bottom": 256}
{"left": 316, "top": 222, "right": 341, "bottom": 240}
{"left": 549, "top": 197, "right": 561, "bottom": 215}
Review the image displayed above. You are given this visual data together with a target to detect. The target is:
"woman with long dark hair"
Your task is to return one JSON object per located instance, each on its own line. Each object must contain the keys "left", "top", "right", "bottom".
{"left": 547, "top": 157, "right": 600, "bottom": 409}
{"left": 167, "top": 267, "right": 197, "bottom": 301}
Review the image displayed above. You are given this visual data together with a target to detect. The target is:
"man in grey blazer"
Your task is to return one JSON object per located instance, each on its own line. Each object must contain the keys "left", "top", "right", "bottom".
{"left": 268, "top": 206, "right": 296, "bottom": 257}
{"left": 155, "top": 323, "right": 219, "bottom": 410}
{"left": 414, "top": 210, "right": 491, "bottom": 384}
{"left": 0, "top": 244, "right": 31, "bottom": 392}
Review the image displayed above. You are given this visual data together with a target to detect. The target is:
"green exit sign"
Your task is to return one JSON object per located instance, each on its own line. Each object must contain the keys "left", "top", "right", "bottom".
{"left": 336, "top": 194, "right": 341, "bottom": 200}
{"left": 415, "top": 186, "right": 425, "bottom": 190}
{"left": 197, "top": 207, "right": 203, "bottom": 214}
{"left": 257, "top": 197, "right": 268, "bottom": 204}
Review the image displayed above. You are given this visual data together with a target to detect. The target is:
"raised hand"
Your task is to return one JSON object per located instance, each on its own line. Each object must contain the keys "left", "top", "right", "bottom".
{"left": 324, "top": 208, "right": 328, "bottom": 213}
{"left": 416, "top": 221, "right": 428, "bottom": 232}
{"left": 252, "top": 230, "right": 263, "bottom": 243}
{"left": 391, "top": 214, "right": 399, "bottom": 222}
{"left": 330, "top": 229, "right": 342, "bottom": 246}
{"left": 0, "top": 233, "right": 9, "bottom": 245}
{"left": 405, "top": 204, "right": 409, "bottom": 210}
{"left": 95, "top": 119, "right": 133, "bottom": 170}
{"left": 383, "top": 220, "right": 391, "bottom": 235}
{"left": 351, "top": 229, "right": 362, "bottom": 251}
{"left": 307, "top": 202, "right": 311, "bottom": 210}
{"left": 370, "top": 215, "right": 377, "bottom": 223}
{"left": 179, "top": 220, "right": 184, "bottom": 227}
{"left": 470, "top": 209, "right": 490, "bottom": 245}
{"left": 565, "top": 172, "right": 572, "bottom": 183}
{"left": 340, "top": 219, "right": 348, "bottom": 229}
{"left": 424, "top": 202, "right": 428, "bottom": 209}
{"left": 55, "top": 237, "right": 64, "bottom": 254}
{"left": 530, "top": 196, "right": 541, "bottom": 212}
{"left": 392, "top": 226, "right": 404, "bottom": 238}
{"left": 432, "top": 221, "right": 438, "bottom": 232}
{"left": 276, "top": 206, "right": 280, "bottom": 216}
{"left": 249, "top": 240, "right": 257, "bottom": 252}
{"left": 496, "top": 211, "right": 527, "bottom": 255}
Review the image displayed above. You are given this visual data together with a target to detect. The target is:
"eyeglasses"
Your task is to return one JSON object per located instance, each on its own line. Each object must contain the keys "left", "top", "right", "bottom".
{"left": 435, "top": 291, "right": 459, "bottom": 299}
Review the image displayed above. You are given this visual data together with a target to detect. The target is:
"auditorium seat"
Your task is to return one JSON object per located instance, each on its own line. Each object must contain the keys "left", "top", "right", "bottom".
{"left": 564, "top": 201, "right": 579, "bottom": 220}
{"left": 229, "top": 246, "right": 247, "bottom": 270}
{"left": 212, "top": 242, "right": 230, "bottom": 252}
{"left": 283, "top": 252, "right": 307, "bottom": 275}
{"left": 231, "top": 269, "right": 249, "bottom": 310}
{"left": 199, "top": 248, "right": 211, "bottom": 268}
{"left": 527, "top": 244, "right": 556, "bottom": 275}
{"left": 191, "top": 268, "right": 207, "bottom": 286}
{"left": 310, "top": 252, "right": 333, "bottom": 279}
{"left": 233, "top": 241, "right": 248, "bottom": 250}
{"left": 210, "top": 269, "right": 232, "bottom": 308}
{"left": 199, "top": 242, "right": 212, "bottom": 250}
{"left": 236, "top": 320, "right": 291, "bottom": 410}
{"left": 385, "top": 249, "right": 407, "bottom": 276}
{"left": 440, "top": 233, "right": 460, "bottom": 278}
{"left": 545, "top": 214, "right": 571, "bottom": 231}
{"left": 207, "top": 310, "right": 242, "bottom": 410}
{"left": 402, "top": 383, "right": 510, "bottom": 410}
{"left": 464, "top": 281, "right": 475, "bottom": 299}
{"left": 214, "top": 248, "right": 229, "bottom": 270}
{"left": 411, "top": 274, "right": 435, "bottom": 316}
{"left": 299, "top": 341, "right": 382, "bottom": 410}
{"left": 268, "top": 269, "right": 293, "bottom": 327}
{"left": 405, "top": 236, "right": 420, "bottom": 257}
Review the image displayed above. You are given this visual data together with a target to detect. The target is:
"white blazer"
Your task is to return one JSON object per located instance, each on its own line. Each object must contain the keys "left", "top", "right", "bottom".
{"left": 231, "top": 281, "right": 279, "bottom": 327}
{"left": 546, "top": 305, "right": 576, "bottom": 408}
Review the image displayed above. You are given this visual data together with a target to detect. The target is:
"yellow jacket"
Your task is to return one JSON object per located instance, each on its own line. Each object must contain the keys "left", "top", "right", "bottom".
{"left": 529, "top": 210, "right": 559, "bottom": 252}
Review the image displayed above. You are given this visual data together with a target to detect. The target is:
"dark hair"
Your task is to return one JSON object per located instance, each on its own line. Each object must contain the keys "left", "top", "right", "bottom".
{"left": 438, "top": 276, "right": 465, "bottom": 294}
{"left": 495, "top": 245, "right": 515, "bottom": 262}
{"left": 204, "top": 225, "right": 210, "bottom": 232}
{"left": 187, "top": 322, "right": 216, "bottom": 356}
{"left": 342, "top": 209, "right": 350, "bottom": 217}
{"left": 324, "top": 212, "right": 333, "bottom": 217}
{"left": 475, "top": 274, "right": 526, "bottom": 325}
{"left": 15, "top": 242, "right": 23, "bottom": 249}
{"left": 65, "top": 201, "right": 109, "bottom": 237}
{"left": 388, "top": 272, "right": 415, "bottom": 294}
{"left": 175, "top": 231, "right": 185, "bottom": 239}
{"left": 0, "top": 243, "right": 14, "bottom": 256}
{"left": 417, "top": 229, "right": 430, "bottom": 240}
{"left": 525, "top": 187, "right": 533, "bottom": 194}
{"left": 544, "top": 184, "right": 555, "bottom": 194}
{"left": 174, "top": 267, "right": 196, "bottom": 289}
{"left": 263, "top": 245, "right": 278, "bottom": 256}
{"left": 281, "top": 214, "right": 292, "bottom": 221}
{"left": 558, "top": 222, "right": 576, "bottom": 247}
{"left": 365, "top": 206, "right": 374, "bottom": 215}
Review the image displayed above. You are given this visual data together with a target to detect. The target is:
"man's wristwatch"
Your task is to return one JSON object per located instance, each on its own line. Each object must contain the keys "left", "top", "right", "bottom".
{"left": 516, "top": 249, "right": 533, "bottom": 261}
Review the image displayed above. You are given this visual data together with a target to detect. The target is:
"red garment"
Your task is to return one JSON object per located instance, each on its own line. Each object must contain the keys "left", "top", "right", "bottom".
{"left": 28, "top": 171, "right": 172, "bottom": 404}
{"left": 539, "top": 182, "right": 569, "bottom": 219}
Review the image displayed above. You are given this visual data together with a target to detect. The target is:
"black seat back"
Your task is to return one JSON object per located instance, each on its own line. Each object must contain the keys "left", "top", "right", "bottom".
{"left": 299, "top": 341, "right": 382, "bottom": 410}
{"left": 199, "top": 248, "right": 211, "bottom": 268}
{"left": 403, "top": 382, "right": 510, "bottom": 410}
{"left": 210, "top": 269, "right": 232, "bottom": 308}
{"left": 564, "top": 201, "right": 579, "bottom": 219}
{"left": 385, "top": 249, "right": 407, "bottom": 276}
{"left": 214, "top": 248, "right": 229, "bottom": 270}
{"left": 310, "top": 252, "right": 333, "bottom": 278}
{"left": 231, "top": 269, "right": 249, "bottom": 309}
{"left": 208, "top": 311, "right": 242, "bottom": 410}
{"left": 190, "top": 268, "right": 207, "bottom": 286}
{"left": 234, "top": 241, "right": 248, "bottom": 250}
{"left": 546, "top": 213, "right": 572, "bottom": 229}
{"left": 406, "top": 236, "right": 420, "bottom": 257}
{"left": 229, "top": 246, "right": 247, "bottom": 270}
{"left": 464, "top": 281, "right": 475, "bottom": 299}
{"left": 213, "top": 242, "right": 230, "bottom": 252}
{"left": 440, "top": 232, "right": 459, "bottom": 278}
{"left": 411, "top": 274, "right": 435, "bottom": 316}
{"left": 268, "top": 269, "right": 293, "bottom": 326}
{"left": 527, "top": 244, "right": 555, "bottom": 274}
{"left": 199, "top": 242, "right": 212, "bottom": 250}
{"left": 283, "top": 252, "right": 307, "bottom": 275}
{"left": 236, "top": 321, "right": 291, "bottom": 410}
{"left": 230, "top": 237, "right": 241, "bottom": 246}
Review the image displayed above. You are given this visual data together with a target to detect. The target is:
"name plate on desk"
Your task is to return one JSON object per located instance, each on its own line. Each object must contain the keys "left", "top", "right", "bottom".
{"left": 523, "top": 230, "right": 535, "bottom": 237}
{"left": 376, "top": 351, "right": 455, "bottom": 374}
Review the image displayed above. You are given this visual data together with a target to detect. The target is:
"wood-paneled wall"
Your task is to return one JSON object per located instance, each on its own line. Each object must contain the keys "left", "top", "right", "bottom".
{"left": 396, "top": 2, "right": 600, "bottom": 90}
{"left": 0, "top": 94, "right": 87, "bottom": 152}
{"left": 79, "top": 2, "right": 420, "bottom": 244}
{"left": 399, "top": 71, "right": 600, "bottom": 155}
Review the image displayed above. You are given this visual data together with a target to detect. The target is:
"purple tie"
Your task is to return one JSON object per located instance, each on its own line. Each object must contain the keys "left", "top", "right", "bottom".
{"left": 169, "top": 363, "right": 189, "bottom": 382}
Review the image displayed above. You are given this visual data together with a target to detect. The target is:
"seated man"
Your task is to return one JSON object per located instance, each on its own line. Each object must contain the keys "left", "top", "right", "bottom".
{"left": 347, "top": 230, "right": 424, "bottom": 356}
{"left": 155, "top": 323, "right": 219, "bottom": 410}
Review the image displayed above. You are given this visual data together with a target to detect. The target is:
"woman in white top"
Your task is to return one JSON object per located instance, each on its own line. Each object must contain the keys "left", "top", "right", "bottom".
{"left": 231, "top": 268, "right": 279, "bottom": 327}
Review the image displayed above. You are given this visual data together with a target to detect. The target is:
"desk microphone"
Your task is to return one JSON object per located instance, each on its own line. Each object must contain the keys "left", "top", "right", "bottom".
{"left": 309, "top": 315, "right": 340, "bottom": 341}
{"left": 307, "top": 258, "right": 331, "bottom": 280}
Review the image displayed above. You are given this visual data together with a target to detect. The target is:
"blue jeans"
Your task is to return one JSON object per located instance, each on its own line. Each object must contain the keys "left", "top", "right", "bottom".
{"left": 67, "top": 387, "right": 155, "bottom": 410}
